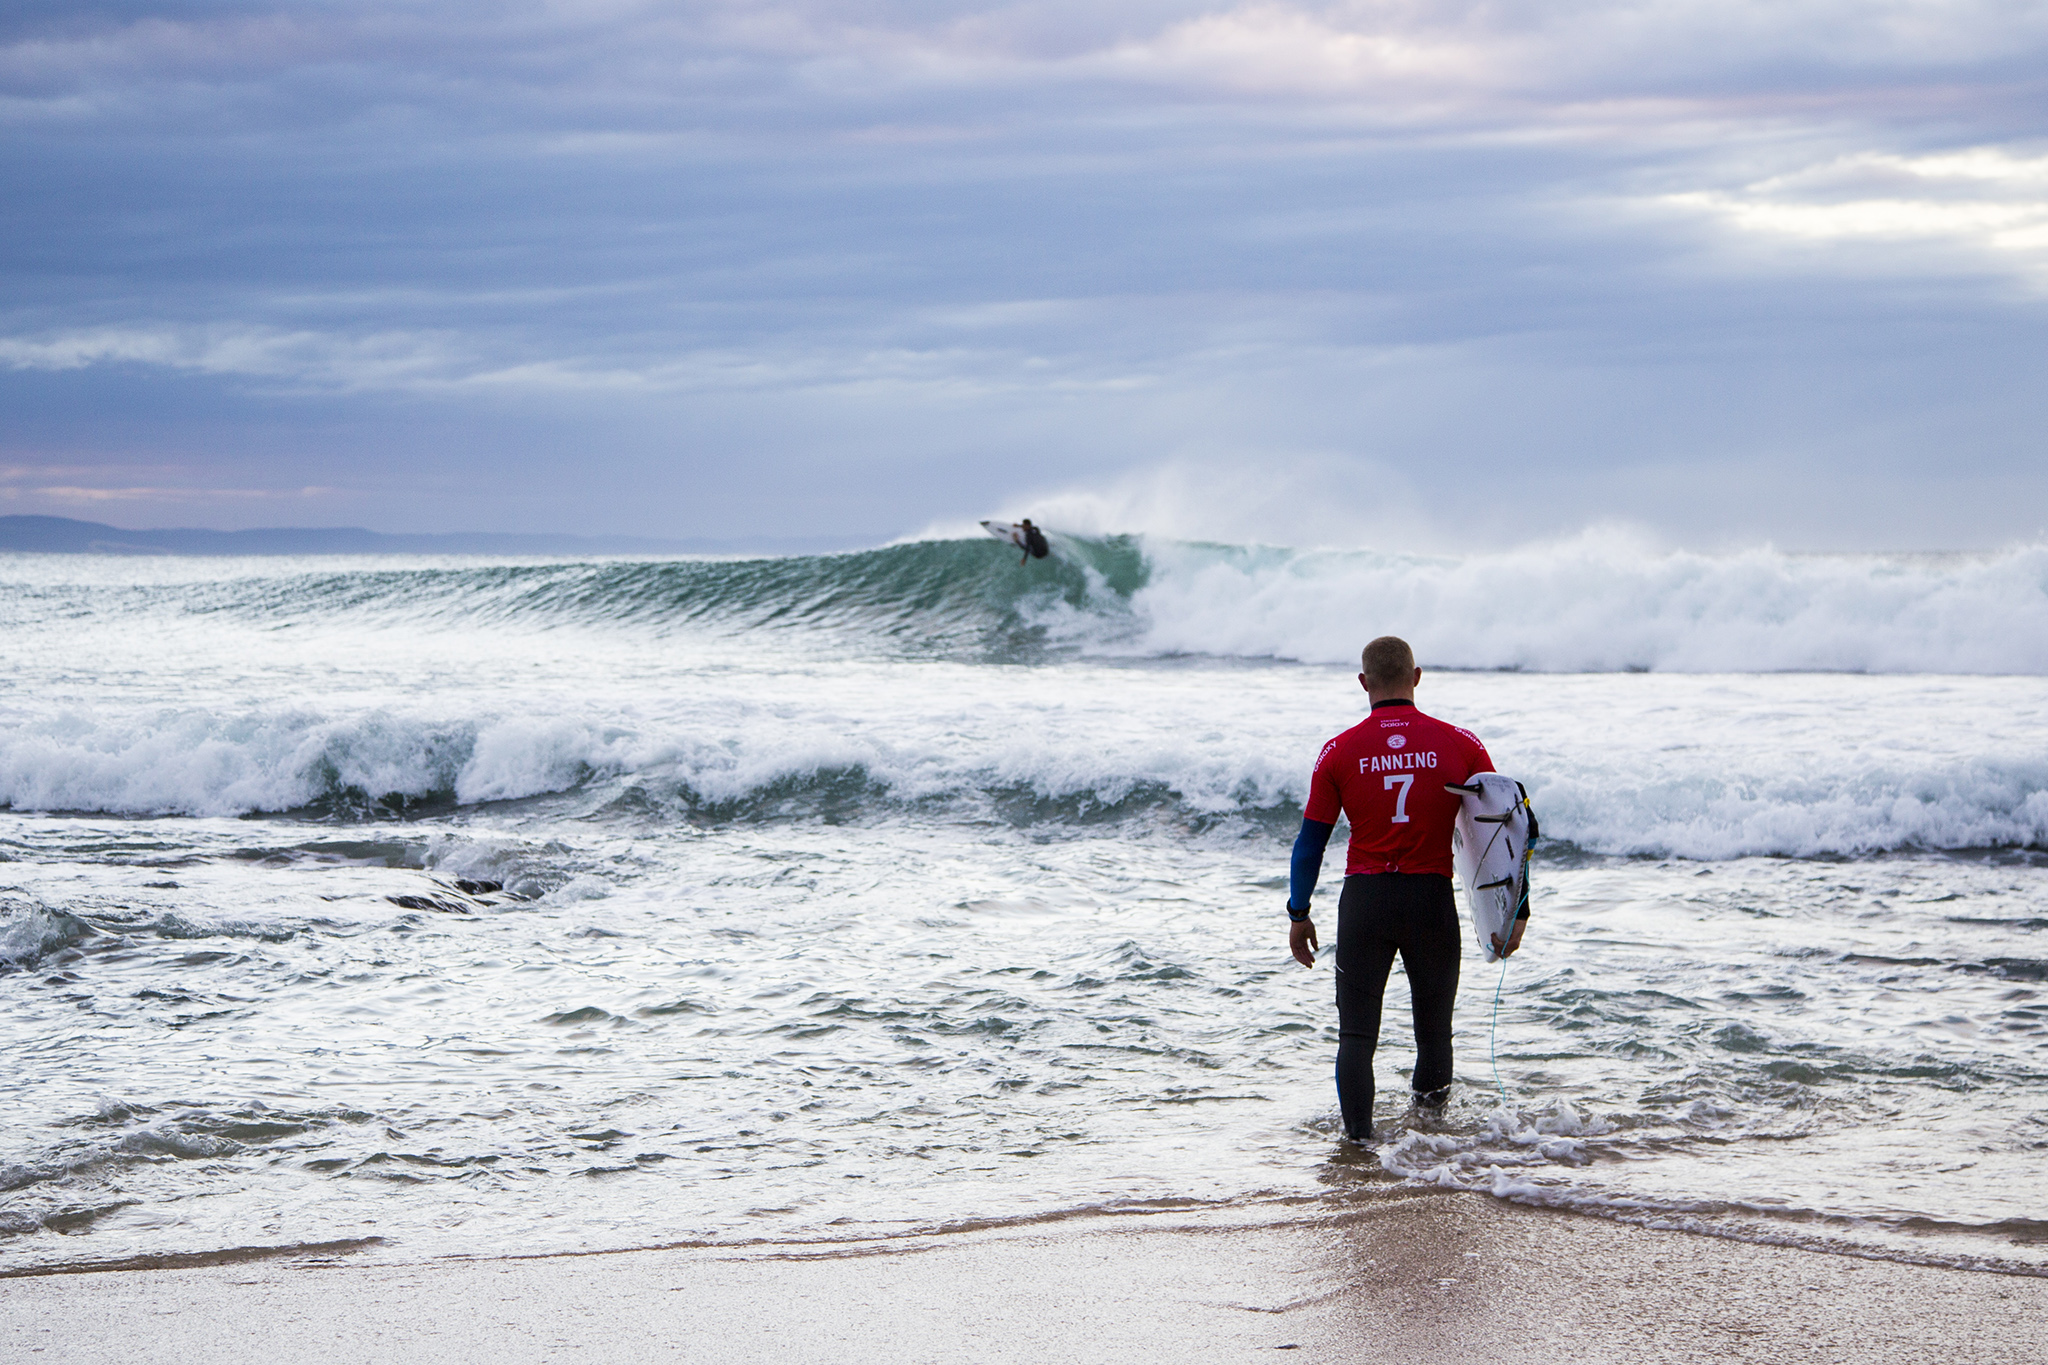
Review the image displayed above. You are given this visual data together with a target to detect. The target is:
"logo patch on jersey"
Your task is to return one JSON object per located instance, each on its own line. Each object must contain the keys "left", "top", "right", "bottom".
{"left": 1386, "top": 734, "right": 1406, "bottom": 749}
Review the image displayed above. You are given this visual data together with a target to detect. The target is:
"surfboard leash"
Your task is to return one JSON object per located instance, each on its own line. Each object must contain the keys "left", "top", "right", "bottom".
{"left": 1488, "top": 950, "right": 1510, "bottom": 1111}
{"left": 1489, "top": 789, "right": 1536, "bottom": 1116}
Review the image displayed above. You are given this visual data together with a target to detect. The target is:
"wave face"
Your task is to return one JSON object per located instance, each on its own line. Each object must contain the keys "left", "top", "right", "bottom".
{"left": 0, "top": 536, "right": 1148, "bottom": 664}
{"left": 9, "top": 532, "right": 2047, "bottom": 672}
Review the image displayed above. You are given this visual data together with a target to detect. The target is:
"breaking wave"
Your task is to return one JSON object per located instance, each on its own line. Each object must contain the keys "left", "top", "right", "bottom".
{"left": 1106, "top": 535, "right": 2048, "bottom": 674}
{"left": 4, "top": 531, "right": 2046, "bottom": 852}
{"left": 10, "top": 531, "right": 2048, "bottom": 673}
{"left": 3, "top": 698, "right": 2045, "bottom": 858}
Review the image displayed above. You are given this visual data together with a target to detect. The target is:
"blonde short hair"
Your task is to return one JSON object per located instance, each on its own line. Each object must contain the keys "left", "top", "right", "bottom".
{"left": 1361, "top": 636, "right": 1415, "bottom": 689}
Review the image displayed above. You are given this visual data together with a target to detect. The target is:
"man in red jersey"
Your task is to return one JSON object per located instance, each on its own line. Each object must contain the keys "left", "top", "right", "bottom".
{"left": 1284, "top": 636, "right": 1527, "bottom": 1142}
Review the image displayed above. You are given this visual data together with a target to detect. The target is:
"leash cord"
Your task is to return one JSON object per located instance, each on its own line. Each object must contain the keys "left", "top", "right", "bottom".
{"left": 1489, "top": 950, "right": 1510, "bottom": 1111}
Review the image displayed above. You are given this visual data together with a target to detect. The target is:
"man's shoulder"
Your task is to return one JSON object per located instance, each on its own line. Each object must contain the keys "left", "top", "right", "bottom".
{"left": 1313, "top": 717, "right": 1373, "bottom": 766}
{"left": 1412, "top": 709, "right": 1486, "bottom": 749}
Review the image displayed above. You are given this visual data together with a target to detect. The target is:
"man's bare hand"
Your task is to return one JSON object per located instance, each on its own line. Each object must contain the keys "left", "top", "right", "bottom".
{"left": 1289, "top": 917, "right": 1318, "bottom": 967}
{"left": 1490, "top": 917, "right": 1527, "bottom": 959}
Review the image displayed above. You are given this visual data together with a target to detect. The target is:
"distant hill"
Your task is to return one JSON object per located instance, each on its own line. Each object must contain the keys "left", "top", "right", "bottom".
{"left": 0, "top": 515, "right": 869, "bottom": 557}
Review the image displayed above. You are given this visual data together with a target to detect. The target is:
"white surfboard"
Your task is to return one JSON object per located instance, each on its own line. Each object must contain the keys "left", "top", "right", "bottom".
{"left": 980, "top": 519, "right": 1028, "bottom": 549}
{"left": 981, "top": 520, "right": 1051, "bottom": 560}
{"left": 1447, "top": 772, "right": 1535, "bottom": 963}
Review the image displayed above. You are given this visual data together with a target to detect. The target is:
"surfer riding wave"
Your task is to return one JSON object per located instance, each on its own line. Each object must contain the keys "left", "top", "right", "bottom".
{"left": 981, "top": 517, "right": 1051, "bottom": 564}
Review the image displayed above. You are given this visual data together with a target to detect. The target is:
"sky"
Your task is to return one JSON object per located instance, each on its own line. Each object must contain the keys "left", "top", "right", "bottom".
{"left": 3, "top": 0, "right": 2047, "bottom": 549}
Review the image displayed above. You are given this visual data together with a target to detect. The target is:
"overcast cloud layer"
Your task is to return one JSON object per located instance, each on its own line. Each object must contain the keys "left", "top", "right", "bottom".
{"left": 4, "top": 1, "right": 2047, "bottom": 547}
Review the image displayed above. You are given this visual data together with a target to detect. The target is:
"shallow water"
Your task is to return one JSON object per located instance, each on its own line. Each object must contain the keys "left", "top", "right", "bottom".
{"left": 3, "top": 543, "right": 2045, "bottom": 1274}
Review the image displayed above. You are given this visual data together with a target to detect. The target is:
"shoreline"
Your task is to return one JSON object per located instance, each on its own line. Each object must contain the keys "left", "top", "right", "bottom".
{"left": 5, "top": 1194, "right": 2044, "bottom": 1364}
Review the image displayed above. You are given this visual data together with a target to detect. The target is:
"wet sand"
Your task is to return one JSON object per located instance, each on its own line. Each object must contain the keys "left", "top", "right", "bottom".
{"left": 4, "top": 1193, "right": 2043, "bottom": 1364}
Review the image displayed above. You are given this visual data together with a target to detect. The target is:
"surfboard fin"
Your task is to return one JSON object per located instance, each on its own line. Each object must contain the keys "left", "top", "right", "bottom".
{"left": 1444, "top": 782, "right": 1483, "bottom": 795}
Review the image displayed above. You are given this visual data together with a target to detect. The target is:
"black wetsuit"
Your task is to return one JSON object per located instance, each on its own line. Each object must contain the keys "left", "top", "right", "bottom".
{"left": 1334, "top": 872, "right": 1460, "bottom": 1137}
{"left": 1022, "top": 525, "right": 1049, "bottom": 559}
{"left": 1288, "top": 702, "right": 1531, "bottom": 1141}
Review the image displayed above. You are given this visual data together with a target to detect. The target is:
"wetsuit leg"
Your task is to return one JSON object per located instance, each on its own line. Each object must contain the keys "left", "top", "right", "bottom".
{"left": 1334, "top": 876, "right": 1399, "bottom": 1141}
{"left": 1335, "top": 874, "right": 1461, "bottom": 1138}
{"left": 1399, "top": 877, "right": 1462, "bottom": 1104}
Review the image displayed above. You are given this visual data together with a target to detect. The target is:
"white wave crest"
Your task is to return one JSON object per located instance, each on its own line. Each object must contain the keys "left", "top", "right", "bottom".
{"left": 1539, "top": 756, "right": 2048, "bottom": 858}
{"left": 0, "top": 698, "right": 1299, "bottom": 824}
{"left": 1083, "top": 533, "right": 2048, "bottom": 674}
{"left": 2, "top": 684, "right": 2043, "bottom": 860}
{"left": 0, "top": 709, "right": 653, "bottom": 818}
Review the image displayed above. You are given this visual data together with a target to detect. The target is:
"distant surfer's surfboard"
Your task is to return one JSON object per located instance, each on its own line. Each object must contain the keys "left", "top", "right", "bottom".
{"left": 1447, "top": 773, "right": 1536, "bottom": 963}
{"left": 981, "top": 520, "right": 1052, "bottom": 560}
{"left": 980, "top": 520, "right": 1028, "bottom": 549}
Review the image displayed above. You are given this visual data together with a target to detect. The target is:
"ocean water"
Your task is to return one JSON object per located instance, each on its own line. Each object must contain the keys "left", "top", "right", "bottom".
{"left": 2, "top": 535, "right": 2045, "bottom": 1275}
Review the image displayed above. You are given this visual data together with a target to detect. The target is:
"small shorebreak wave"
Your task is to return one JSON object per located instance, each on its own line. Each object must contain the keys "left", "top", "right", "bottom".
{"left": 3, "top": 700, "right": 2047, "bottom": 857}
{"left": 1372, "top": 1100, "right": 2048, "bottom": 1277}
{"left": 0, "top": 706, "right": 1308, "bottom": 835}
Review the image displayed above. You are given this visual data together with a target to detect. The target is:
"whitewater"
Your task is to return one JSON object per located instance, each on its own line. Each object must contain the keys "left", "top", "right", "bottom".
{"left": 2, "top": 535, "right": 2045, "bottom": 1277}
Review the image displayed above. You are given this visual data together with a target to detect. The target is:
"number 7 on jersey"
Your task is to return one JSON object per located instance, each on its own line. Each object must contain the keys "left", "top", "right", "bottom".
{"left": 1384, "top": 773, "right": 1413, "bottom": 823}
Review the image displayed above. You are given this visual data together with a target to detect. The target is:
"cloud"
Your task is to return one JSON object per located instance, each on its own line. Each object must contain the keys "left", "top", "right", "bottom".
{"left": 3, "top": 3, "right": 2048, "bottom": 544}
{"left": 9, "top": 2, "right": 2046, "bottom": 132}
{"left": 11, "top": 483, "right": 338, "bottom": 503}
{"left": 1051, "top": 5, "right": 1506, "bottom": 107}
{"left": 0, "top": 317, "right": 1177, "bottom": 398}
{"left": 0, "top": 457, "right": 343, "bottom": 506}
{"left": 1664, "top": 147, "right": 2048, "bottom": 283}
{"left": 0, "top": 325, "right": 474, "bottom": 390}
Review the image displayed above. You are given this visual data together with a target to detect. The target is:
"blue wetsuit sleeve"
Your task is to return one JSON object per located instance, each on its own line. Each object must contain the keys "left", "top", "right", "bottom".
{"left": 1288, "top": 818, "right": 1336, "bottom": 914}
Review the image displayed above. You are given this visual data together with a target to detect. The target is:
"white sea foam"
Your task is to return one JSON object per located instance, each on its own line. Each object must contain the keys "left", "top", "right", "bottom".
{"left": 1375, "top": 1101, "right": 1618, "bottom": 1187}
{"left": 1539, "top": 757, "right": 2048, "bottom": 857}
{"left": 1082, "top": 533, "right": 2048, "bottom": 674}
{"left": 0, "top": 708, "right": 661, "bottom": 818}
{"left": 3, "top": 672, "right": 2044, "bottom": 858}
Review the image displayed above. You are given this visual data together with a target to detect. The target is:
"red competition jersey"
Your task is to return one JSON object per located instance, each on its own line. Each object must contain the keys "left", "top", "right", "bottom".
{"left": 1304, "top": 701, "right": 1496, "bottom": 877}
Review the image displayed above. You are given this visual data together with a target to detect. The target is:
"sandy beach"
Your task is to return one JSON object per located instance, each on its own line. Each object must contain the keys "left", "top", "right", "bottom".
{"left": 5, "top": 1193, "right": 2043, "bottom": 1365}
